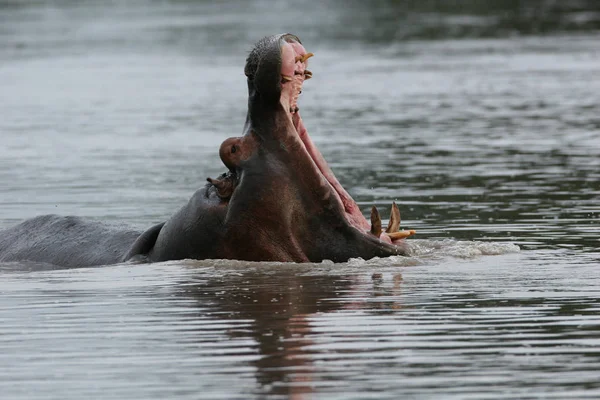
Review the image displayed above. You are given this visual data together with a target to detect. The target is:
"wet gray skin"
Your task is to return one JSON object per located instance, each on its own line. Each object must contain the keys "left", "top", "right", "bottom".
{"left": 0, "top": 34, "right": 408, "bottom": 268}
{"left": 143, "top": 33, "right": 409, "bottom": 263}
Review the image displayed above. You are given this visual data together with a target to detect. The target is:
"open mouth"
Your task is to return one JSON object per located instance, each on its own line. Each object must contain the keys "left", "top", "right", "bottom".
{"left": 278, "top": 36, "right": 415, "bottom": 244}
{"left": 206, "top": 33, "right": 415, "bottom": 251}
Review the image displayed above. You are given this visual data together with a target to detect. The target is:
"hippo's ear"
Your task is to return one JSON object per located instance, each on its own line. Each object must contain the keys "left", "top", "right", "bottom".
{"left": 245, "top": 34, "right": 301, "bottom": 104}
{"left": 122, "top": 222, "right": 165, "bottom": 261}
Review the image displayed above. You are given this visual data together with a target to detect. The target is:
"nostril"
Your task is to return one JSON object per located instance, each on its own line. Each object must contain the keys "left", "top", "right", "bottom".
{"left": 231, "top": 145, "right": 237, "bottom": 154}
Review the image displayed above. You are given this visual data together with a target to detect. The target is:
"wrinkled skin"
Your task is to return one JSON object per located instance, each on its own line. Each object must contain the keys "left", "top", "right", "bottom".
{"left": 0, "top": 34, "right": 411, "bottom": 268}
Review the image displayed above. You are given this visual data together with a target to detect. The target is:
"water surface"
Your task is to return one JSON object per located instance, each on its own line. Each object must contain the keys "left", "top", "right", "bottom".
{"left": 1, "top": 1, "right": 599, "bottom": 399}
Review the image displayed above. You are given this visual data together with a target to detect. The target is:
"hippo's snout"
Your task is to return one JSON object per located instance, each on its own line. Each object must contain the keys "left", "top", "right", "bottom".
{"left": 244, "top": 33, "right": 304, "bottom": 104}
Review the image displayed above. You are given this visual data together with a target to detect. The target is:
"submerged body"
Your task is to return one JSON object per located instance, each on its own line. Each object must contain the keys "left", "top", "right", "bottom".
{"left": 0, "top": 215, "right": 140, "bottom": 268}
{"left": 0, "top": 34, "right": 413, "bottom": 267}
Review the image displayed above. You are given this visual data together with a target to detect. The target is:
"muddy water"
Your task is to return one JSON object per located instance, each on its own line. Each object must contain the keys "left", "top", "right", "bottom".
{"left": 1, "top": 1, "right": 599, "bottom": 399}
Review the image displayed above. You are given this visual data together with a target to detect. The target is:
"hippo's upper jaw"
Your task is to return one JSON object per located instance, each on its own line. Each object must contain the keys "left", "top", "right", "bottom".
{"left": 205, "top": 34, "right": 414, "bottom": 262}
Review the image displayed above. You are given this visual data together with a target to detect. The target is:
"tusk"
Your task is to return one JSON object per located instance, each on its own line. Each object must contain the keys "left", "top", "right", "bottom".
{"left": 281, "top": 75, "right": 293, "bottom": 82}
{"left": 385, "top": 202, "right": 401, "bottom": 233}
{"left": 304, "top": 70, "right": 312, "bottom": 80}
{"left": 370, "top": 206, "right": 382, "bottom": 237}
{"left": 295, "top": 52, "right": 314, "bottom": 63}
{"left": 388, "top": 230, "right": 416, "bottom": 240}
{"left": 301, "top": 52, "right": 314, "bottom": 62}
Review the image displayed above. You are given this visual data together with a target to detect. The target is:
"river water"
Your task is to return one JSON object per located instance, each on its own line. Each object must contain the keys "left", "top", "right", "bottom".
{"left": 1, "top": 1, "right": 599, "bottom": 399}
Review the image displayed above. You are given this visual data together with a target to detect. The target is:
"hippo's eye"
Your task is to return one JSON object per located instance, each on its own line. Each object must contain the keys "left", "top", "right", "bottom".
{"left": 231, "top": 145, "right": 237, "bottom": 154}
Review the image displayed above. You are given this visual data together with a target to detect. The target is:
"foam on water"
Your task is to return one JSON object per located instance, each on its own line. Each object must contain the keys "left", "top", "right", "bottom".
{"left": 410, "top": 239, "right": 521, "bottom": 258}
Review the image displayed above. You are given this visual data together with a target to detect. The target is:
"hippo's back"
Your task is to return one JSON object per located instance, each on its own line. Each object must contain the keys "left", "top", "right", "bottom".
{"left": 0, "top": 215, "right": 142, "bottom": 268}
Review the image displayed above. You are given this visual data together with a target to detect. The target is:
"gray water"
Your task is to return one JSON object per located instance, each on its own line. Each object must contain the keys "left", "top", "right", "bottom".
{"left": 1, "top": 1, "right": 599, "bottom": 399}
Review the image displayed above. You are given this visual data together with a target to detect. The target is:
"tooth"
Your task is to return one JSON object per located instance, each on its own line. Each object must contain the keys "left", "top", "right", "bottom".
{"left": 304, "top": 70, "right": 312, "bottom": 80}
{"left": 295, "top": 53, "right": 314, "bottom": 63}
{"left": 386, "top": 202, "right": 401, "bottom": 233}
{"left": 301, "top": 53, "right": 314, "bottom": 62}
{"left": 370, "top": 206, "right": 382, "bottom": 237}
{"left": 281, "top": 75, "right": 293, "bottom": 82}
{"left": 388, "top": 230, "right": 416, "bottom": 240}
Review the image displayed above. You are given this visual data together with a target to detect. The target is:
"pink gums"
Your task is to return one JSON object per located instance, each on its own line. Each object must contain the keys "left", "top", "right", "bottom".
{"left": 280, "top": 40, "right": 394, "bottom": 242}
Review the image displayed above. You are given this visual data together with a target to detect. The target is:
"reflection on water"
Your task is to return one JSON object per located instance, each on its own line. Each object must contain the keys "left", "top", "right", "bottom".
{"left": 184, "top": 268, "right": 351, "bottom": 396}
{"left": 1, "top": 255, "right": 599, "bottom": 399}
{"left": 0, "top": 0, "right": 599, "bottom": 399}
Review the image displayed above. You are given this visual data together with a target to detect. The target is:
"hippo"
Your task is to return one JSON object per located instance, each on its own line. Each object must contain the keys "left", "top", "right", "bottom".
{"left": 0, "top": 34, "right": 414, "bottom": 268}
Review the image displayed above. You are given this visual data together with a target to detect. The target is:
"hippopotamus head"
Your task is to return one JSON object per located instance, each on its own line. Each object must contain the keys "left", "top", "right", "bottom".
{"left": 204, "top": 33, "right": 411, "bottom": 262}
